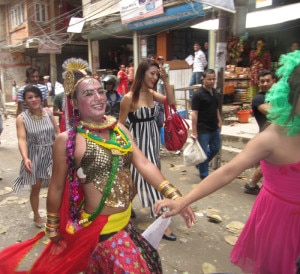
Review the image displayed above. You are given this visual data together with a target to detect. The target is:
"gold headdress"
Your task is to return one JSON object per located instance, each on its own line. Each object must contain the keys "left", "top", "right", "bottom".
{"left": 62, "top": 58, "right": 92, "bottom": 98}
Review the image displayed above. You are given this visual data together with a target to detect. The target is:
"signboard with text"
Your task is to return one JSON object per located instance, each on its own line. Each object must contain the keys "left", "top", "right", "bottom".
{"left": 120, "top": 0, "right": 163, "bottom": 24}
{"left": 38, "top": 40, "right": 61, "bottom": 54}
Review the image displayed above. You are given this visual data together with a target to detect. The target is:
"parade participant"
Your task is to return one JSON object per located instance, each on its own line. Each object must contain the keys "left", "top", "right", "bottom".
{"left": 0, "top": 58, "right": 194, "bottom": 273}
{"left": 102, "top": 74, "right": 122, "bottom": 119}
{"left": 119, "top": 58, "right": 177, "bottom": 241}
{"left": 16, "top": 67, "right": 48, "bottom": 115}
{"left": 116, "top": 64, "right": 129, "bottom": 95}
{"left": 155, "top": 51, "right": 300, "bottom": 273}
{"left": 13, "top": 85, "right": 59, "bottom": 228}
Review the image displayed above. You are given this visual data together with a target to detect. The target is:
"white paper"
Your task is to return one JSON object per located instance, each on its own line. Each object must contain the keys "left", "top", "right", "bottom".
{"left": 185, "top": 55, "right": 194, "bottom": 66}
{"left": 142, "top": 216, "right": 171, "bottom": 249}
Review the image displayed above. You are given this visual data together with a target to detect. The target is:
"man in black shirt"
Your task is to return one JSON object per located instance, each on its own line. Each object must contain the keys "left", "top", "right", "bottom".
{"left": 191, "top": 69, "right": 222, "bottom": 179}
{"left": 245, "top": 70, "right": 276, "bottom": 194}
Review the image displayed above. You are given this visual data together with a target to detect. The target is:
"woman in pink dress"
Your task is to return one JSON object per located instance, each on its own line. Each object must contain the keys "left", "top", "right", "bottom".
{"left": 116, "top": 64, "right": 128, "bottom": 96}
{"left": 155, "top": 50, "right": 300, "bottom": 273}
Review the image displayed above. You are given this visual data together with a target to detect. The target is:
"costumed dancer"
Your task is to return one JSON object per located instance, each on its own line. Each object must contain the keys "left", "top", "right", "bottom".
{"left": 0, "top": 58, "right": 194, "bottom": 273}
{"left": 155, "top": 50, "right": 300, "bottom": 273}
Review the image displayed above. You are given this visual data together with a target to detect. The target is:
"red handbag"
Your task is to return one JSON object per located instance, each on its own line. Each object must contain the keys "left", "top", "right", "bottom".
{"left": 163, "top": 98, "right": 189, "bottom": 151}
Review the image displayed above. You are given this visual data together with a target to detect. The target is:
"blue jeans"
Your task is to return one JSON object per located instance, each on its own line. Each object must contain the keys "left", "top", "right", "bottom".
{"left": 189, "top": 72, "right": 203, "bottom": 98}
{"left": 197, "top": 129, "right": 221, "bottom": 179}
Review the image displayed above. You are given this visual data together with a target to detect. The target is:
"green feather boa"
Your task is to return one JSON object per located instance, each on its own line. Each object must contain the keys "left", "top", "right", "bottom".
{"left": 266, "top": 50, "right": 300, "bottom": 136}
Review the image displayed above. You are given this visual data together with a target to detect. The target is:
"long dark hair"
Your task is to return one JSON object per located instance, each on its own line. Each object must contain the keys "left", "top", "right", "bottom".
{"left": 130, "top": 59, "right": 159, "bottom": 104}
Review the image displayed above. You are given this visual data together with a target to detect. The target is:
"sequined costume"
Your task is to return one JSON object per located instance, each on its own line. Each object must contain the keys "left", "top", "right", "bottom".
{"left": 0, "top": 125, "right": 162, "bottom": 273}
{"left": 79, "top": 138, "right": 134, "bottom": 208}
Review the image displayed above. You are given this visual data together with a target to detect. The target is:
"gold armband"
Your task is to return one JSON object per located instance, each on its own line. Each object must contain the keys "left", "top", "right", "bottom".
{"left": 158, "top": 180, "right": 183, "bottom": 200}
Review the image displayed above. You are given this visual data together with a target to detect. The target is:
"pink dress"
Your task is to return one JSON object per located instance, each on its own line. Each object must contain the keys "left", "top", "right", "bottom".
{"left": 231, "top": 160, "right": 300, "bottom": 273}
{"left": 116, "top": 70, "right": 128, "bottom": 95}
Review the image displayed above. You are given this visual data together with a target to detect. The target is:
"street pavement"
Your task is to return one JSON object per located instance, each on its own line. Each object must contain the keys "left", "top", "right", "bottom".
{"left": 0, "top": 114, "right": 258, "bottom": 273}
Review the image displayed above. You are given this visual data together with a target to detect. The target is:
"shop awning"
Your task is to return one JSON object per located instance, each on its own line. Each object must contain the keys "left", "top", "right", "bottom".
{"left": 191, "top": 2, "right": 300, "bottom": 30}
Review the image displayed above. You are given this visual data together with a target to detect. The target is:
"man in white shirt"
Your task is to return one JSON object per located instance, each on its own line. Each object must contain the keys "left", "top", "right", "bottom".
{"left": 188, "top": 42, "right": 207, "bottom": 98}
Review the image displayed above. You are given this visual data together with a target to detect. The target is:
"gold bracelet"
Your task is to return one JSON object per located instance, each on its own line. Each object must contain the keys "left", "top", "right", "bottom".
{"left": 47, "top": 211, "right": 60, "bottom": 217}
{"left": 158, "top": 180, "right": 170, "bottom": 192}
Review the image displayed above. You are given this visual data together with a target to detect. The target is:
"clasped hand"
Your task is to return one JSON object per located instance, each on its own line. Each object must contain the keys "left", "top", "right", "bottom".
{"left": 154, "top": 199, "right": 196, "bottom": 228}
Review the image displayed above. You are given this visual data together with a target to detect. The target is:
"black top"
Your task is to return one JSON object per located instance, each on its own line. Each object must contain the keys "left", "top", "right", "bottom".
{"left": 251, "top": 91, "right": 267, "bottom": 132}
{"left": 191, "top": 86, "right": 219, "bottom": 133}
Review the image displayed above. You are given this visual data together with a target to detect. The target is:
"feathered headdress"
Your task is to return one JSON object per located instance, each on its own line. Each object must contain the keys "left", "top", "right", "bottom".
{"left": 62, "top": 58, "right": 92, "bottom": 97}
{"left": 266, "top": 50, "right": 300, "bottom": 135}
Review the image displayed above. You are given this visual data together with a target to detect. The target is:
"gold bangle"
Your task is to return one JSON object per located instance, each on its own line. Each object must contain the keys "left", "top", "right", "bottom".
{"left": 47, "top": 212, "right": 60, "bottom": 217}
{"left": 158, "top": 180, "right": 170, "bottom": 192}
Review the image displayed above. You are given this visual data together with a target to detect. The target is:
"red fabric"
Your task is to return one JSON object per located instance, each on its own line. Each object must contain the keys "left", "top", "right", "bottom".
{"left": 116, "top": 71, "right": 128, "bottom": 95}
{"left": 0, "top": 231, "right": 44, "bottom": 273}
{"left": 0, "top": 180, "right": 109, "bottom": 274}
{"left": 59, "top": 110, "right": 66, "bottom": 132}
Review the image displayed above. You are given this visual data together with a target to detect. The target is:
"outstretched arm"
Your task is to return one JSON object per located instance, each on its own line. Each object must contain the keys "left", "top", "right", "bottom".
{"left": 118, "top": 123, "right": 195, "bottom": 227}
{"left": 155, "top": 128, "right": 273, "bottom": 220}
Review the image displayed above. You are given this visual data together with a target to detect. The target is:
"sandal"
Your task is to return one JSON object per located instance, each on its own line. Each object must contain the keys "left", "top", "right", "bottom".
{"left": 33, "top": 217, "right": 45, "bottom": 228}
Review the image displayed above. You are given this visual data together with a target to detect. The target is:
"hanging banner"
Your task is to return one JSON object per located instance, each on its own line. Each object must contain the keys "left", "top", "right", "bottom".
{"left": 120, "top": 0, "right": 163, "bottom": 24}
{"left": 194, "top": 0, "right": 236, "bottom": 13}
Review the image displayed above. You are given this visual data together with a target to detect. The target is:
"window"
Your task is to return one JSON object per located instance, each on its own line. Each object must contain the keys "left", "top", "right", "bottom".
{"left": 10, "top": 4, "right": 25, "bottom": 28}
{"left": 35, "top": 1, "right": 48, "bottom": 22}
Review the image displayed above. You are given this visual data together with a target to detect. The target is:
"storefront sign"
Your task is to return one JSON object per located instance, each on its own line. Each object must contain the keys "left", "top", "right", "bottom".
{"left": 127, "top": 2, "right": 204, "bottom": 30}
{"left": 120, "top": 0, "right": 163, "bottom": 24}
{"left": 194, "top": 0, "right": 235, "bottom": 13}
{"left": 38, "top": 40, "right": 61, "bottom": 54}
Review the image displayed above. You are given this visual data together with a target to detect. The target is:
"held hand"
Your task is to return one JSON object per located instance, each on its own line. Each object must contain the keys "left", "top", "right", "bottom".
{"left": 154, "top": 198, "right": 184, "bottom": 217}
{"left": 180, "top": 206, "right": 196, "bottom": 228}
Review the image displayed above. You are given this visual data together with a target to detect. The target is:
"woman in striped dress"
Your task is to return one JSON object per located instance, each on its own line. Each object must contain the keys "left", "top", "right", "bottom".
{"left": 13, "top": 85, "right": 59, "bottom": 228}
{"left": 119, "top": 58, "right": 177, "bottom": 241}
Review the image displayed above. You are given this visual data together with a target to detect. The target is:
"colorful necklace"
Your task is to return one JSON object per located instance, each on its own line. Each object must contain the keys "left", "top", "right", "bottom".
{"left": 76, "top": 125, "right": 132, "bottom": 155}
{"left": 66, "top": 125, "right": 132, "bottom": 234}
{"left": 79, "top": 115, "right": 117, "bottom": 130}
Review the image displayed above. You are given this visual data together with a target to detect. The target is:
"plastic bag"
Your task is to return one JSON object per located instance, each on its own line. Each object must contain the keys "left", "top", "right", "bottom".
{"left": 183, "top": 138, "right": 207, "bottom": 166}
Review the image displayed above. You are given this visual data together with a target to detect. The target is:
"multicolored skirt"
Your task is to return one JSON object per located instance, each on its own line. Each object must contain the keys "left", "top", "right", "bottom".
{"left": 86, "top": 222, "right": 162, "bottom": 273}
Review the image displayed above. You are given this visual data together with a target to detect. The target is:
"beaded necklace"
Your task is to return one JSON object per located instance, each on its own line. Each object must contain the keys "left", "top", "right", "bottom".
{"left": 66, "top": 125, "right": 132, "bottom": 234}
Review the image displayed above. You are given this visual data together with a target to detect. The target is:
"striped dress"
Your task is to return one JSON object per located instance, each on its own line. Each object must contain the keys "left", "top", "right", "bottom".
{"left": 127, "top": 106, "right": 163, "bottom": 217}
{"left": 13, "top": 109, "right": 55, "bottom": 192}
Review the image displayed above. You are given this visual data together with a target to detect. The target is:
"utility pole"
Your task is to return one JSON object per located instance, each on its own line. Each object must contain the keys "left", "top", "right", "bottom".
{"left": 212, "top": 9, "right": 228, "bottom": 169}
